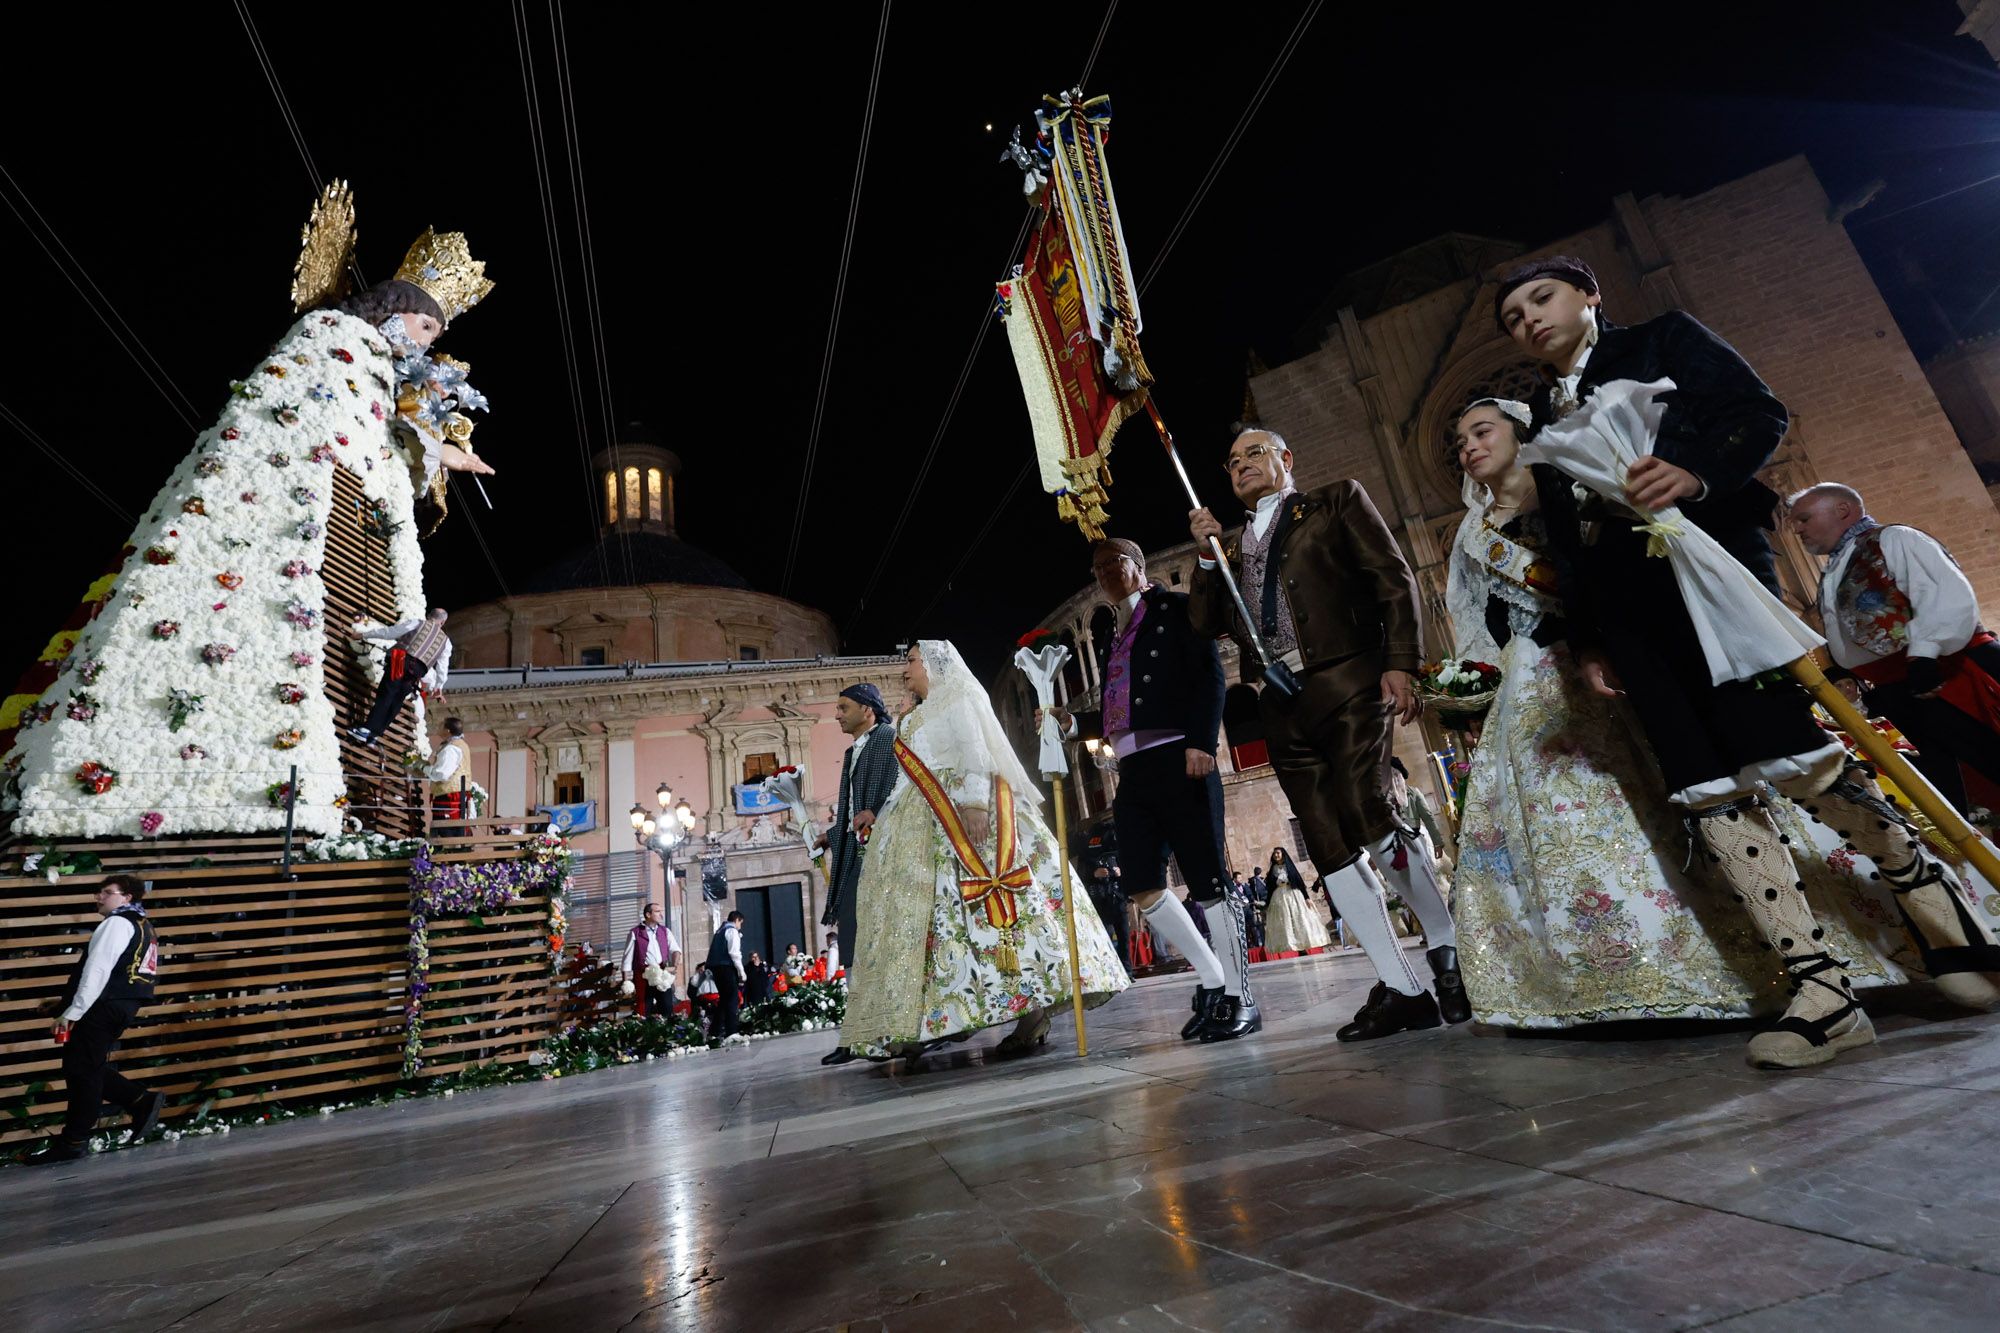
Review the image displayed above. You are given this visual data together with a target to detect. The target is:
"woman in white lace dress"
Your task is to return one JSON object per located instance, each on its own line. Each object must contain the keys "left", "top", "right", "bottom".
{"left": 1446, "top": 400, "right": 1912, "bottom": 1027}
{"left": 1260, "top": 848, "right": 1330, "bottom": 957}
{"left": 839, "top": 641, "right": 1129, "bottom": 1061}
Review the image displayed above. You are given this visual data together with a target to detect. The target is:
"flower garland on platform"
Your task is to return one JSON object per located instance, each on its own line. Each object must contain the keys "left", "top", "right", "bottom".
{"left": 403, "top": 837, "right": 571, "bottom": 1076}
{"left": 740, "top": 976, "right": 848, "bottom": 1034}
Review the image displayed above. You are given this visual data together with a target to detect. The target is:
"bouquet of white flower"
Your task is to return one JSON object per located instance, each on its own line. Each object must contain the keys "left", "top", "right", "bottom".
{"left": 758, "top": 766, "right": 824, "bottom": 866}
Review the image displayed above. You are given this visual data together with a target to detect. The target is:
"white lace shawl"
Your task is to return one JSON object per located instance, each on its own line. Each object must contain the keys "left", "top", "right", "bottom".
{"left": 895, "top": 640, "right": 1042, "bottom": 812}
{"left": 1446, "top": 474, "right": 1507, "bottom": 662}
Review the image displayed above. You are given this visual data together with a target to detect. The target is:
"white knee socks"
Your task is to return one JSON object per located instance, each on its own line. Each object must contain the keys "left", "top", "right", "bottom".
{"left": 1141, "top": 893, "right": 1225, "bottom": 989}
{"left": 1372, "top": 830, "right": 1457, "bottom": 950}
{"left": 1325, "top": 858, "right": 1425, "bottom": 995}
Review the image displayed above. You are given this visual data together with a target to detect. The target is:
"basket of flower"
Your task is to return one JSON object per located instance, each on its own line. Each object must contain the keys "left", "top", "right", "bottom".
{"left": 1419, "top": 659, "right": 1501, "bottom": 728}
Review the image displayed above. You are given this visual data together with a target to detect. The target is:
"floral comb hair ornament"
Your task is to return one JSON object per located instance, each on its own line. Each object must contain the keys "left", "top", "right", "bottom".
{"left": 393, "top": 228, "right": 495, "bottom": 326}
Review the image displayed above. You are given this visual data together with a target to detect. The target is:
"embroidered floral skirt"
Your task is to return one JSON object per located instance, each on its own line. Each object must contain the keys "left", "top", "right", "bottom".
{"left": 840, "top": 784, "right": 1130, "bottom": 1057}
{"left": 1455, "top": 638, "right": 1915, "bottom": 1029}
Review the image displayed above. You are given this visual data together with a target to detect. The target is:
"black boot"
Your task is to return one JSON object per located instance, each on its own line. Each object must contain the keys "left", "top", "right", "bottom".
{"left": 1180, "top": 985, "right": 1223, "bottom": 1040}
{"left": 128, "top": 1091, "right": 166, "bottom": 1139}
{"left": 1199, "top": 993, "right": 1263, "bottom": 1042}
{"left": 820, "top": 1046, "right": 857, "bottom": 1066}
{"left": 1427, "top": 946, "right": 1472, "bottom": 1025}
{"left": 1335, "top": 982, "right": 1441, "bottom": 1042}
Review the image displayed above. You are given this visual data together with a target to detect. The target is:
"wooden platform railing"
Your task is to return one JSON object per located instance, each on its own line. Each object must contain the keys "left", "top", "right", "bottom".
{"left": 0, "top": 817, "right": 565, "bottom": 1148}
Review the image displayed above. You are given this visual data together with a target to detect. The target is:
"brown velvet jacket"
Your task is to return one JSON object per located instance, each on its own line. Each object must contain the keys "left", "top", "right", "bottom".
{"left": 1189, "top": 480, "right": 1424, "bottom": 700}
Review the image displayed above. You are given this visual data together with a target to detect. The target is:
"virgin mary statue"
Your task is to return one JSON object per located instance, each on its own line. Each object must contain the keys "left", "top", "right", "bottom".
{"left": 840, "top": 641, "right": 1129, "bottom": 1060}
{"left": 1, "top": 183, "right": 495, "bottom": 841}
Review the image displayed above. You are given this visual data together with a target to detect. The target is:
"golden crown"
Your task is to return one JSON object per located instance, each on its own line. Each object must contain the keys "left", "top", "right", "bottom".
{"left": 393, "top": 228, "right": 494, "bottom": 326}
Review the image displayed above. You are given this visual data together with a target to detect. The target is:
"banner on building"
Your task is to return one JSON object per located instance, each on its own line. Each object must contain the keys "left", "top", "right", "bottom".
{"left": 701, "top": 852, "right": 730, "bottom": 903}
{"left": 534, "top": 800, "right": 597, "bottom": 835}
{"left": 732, "top": 782, "right": 784, "bottom": 815}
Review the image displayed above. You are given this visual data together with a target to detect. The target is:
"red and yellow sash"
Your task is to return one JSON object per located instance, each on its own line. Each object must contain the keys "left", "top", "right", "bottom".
{"left": 895, "top": 739, "right": 1030, "bottom": 930}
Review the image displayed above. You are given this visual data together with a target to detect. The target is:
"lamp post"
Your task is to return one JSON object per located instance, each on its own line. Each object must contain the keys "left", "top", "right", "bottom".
{"left": 632, "top": 787, "right": 701, "bottom": 989}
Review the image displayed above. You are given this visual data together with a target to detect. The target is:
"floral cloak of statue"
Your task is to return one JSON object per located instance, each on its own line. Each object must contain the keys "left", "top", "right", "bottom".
{"left": 5, "top": 312, "right": 428, "bottom": 838}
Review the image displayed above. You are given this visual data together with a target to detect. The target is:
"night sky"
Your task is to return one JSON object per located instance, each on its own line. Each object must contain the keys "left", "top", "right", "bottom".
{"left": 5, "top": 1, "right": 1999, "bottom": 685}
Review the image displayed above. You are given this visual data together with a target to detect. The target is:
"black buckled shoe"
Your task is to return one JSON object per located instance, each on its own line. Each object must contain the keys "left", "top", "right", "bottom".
{"left": 1180, "top": 985, "right": 1222, "bottom": 1040}
{"left": 128, "top": 1091, "right": 166, "bottom": 1140}
{"left": 1427, "top": 946, "right": 1472, "bottom": 1025}
{"left": 1199, "top": 994, "right": 1263, "bottom": 1042}
{"left": 1336, "top": 982, "right": 1442, "bottom": 1042}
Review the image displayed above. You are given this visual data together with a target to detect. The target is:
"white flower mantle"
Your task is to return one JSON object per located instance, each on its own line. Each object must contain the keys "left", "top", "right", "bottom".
{"left": 7, "top": 312, "right": 430, "bottom": 837}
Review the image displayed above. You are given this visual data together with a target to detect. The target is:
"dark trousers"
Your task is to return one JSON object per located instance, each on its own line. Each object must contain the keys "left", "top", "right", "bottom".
{"left": 1260, "top": 664, "right": 1397, "bottom": 871}
{"left": 62, "top": 999, "right": 147, "bottom": 1146}
{"left": 1089, "top": 888, "right": 1132, "bottom": 973}
{"left": 833, "top": 873, "right": 859, "bottom": 976}
{"left": 1872, "top": 682, "right": 2000, "bottom": 814}
{"left": 1112, "top": 744, "right": 1229, "bottom": 904}
{"left": 635, "top": 976, "right": 679, "bottom": 1017}
{"left": 711, "top": 964, "right": 742, "bottom": 1037}
{"left": 364, "top": 668, "right": 423, "bottom": 736}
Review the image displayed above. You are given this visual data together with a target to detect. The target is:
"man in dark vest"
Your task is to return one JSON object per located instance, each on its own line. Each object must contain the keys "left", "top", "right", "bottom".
{"left": 348, "top": 606, "right": 453, "bottom": 745}
{"left": 1190, "top": 436, "right": 1467, "bottom": 1043}
{"left": 1047, "top": 538, "right": 1260, "bottom": 1042}
{"left": 816, "top": 682, "right": 900, "bottom": 1066}
{"left": 1791, "top": 482, "right": 2000, "bottom": 815}
{"left": 619, "top": 903, "right": 681, "bottom": 1017}
{"left": 1499, "top": 256, "right": 2000, "bottom": 1067}
{"left": 707, "top": 909, "right": 748, "bottom": 1042}
{"left": 33, "top": 875, "right": 165, "bottom": 1163}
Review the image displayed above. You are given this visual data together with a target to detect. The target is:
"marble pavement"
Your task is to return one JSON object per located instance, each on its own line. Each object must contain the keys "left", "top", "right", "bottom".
{"left": 5, "top": 948, "right": 2000, "bottom": 1332}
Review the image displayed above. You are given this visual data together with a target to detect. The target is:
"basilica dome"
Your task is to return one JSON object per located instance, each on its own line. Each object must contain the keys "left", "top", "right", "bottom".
{"left": 449, "top": 424, "right": 836, "bottom": 668}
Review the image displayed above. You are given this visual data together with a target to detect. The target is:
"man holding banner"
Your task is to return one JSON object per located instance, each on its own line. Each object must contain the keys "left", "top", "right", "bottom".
{"left": 1045, "top": 538, "right": 1262, "bottom": 1042}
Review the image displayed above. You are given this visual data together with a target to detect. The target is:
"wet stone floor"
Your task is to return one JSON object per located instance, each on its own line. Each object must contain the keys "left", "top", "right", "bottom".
{"left": 6, "top": 947, "right": 2000, "bottom": 1332}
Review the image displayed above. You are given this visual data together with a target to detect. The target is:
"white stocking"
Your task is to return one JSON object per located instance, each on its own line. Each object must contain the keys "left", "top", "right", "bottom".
{"left": 1371, "top": 830, "right": 1456, "bottom": 950}
{"left": 1140, "top": 894, "right": 1225, "bottom": 989}
{"left": 1325, "top": 859, "right": 1424, "bottom": 996}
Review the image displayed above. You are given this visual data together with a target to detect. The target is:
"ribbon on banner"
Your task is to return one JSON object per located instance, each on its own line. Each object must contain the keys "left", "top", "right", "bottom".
{"left": 895, "top": 740, "right": 1031, "bottom": 939}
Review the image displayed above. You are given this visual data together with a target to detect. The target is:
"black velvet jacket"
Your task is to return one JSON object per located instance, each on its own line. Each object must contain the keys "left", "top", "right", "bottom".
{"left": 1529, "top": 310, "right": 1789, "bottom": 596}
{"left": 1071, "top": 584, "right": 1225, "bottom": 755}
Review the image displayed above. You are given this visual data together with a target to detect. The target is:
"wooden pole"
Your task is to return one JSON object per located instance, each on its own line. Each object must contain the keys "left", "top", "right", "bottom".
{"left": 1049, "top": 772, "right": 1088, "bottom": 1057}
{"left": 1789, "top": 654, "right": 2000, "bottom": 888}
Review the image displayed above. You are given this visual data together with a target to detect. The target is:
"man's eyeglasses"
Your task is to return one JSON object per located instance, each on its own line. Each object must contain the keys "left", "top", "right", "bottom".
{"left": 1224, "top": 442, "right": 1281, "bottom": 473}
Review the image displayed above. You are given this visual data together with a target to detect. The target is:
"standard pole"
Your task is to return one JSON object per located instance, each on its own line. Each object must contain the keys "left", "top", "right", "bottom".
{"left": 1141, "top": 399, "right": 1298, "bottom": 696}
{"left": 1789, "top": 655, "right": 2000, "bottom": 887}
{"left": 1049, "top": 773, "right": 1088, "bottom": 1057}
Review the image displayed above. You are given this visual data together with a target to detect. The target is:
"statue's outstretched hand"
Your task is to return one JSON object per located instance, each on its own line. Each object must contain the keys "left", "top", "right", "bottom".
{"left": 440, "top": 443, "right": 495, "bottom": 476}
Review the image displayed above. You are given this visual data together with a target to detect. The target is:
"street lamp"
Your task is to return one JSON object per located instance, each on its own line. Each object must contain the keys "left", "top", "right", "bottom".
{"left": 634, "top": 786, "right": 698, "bottom": 988}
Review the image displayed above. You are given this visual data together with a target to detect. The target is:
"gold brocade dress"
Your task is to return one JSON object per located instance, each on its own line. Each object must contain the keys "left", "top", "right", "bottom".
{"left": 1449, "top": 513, "right": 1917, "bottom": 1028}
{"left": 838, "top": 645, "right": 1129, "bottom": 1057}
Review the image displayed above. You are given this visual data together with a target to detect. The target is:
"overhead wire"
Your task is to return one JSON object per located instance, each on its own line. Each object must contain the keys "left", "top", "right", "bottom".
{"left": 904, "top": 461, "right": 1035, "bottom": 633}
{"left": 779, "top": 0, "right": 893, "bottom": 596}
{"left": 844, "top": 0, "right": 1122, "bottom": 641}
{"left": 0, "top": 397, "right": 134, "bottom": 525}
{"left": 550, "top": 0, "right": 638, "bottom": 590}
{"left": 840, "top": 211, "right": 1033, "bottom": 640}
{"left": 511, "top": 0, "right": 614, "bottom": 586}
{"left": 0, "top": 167, "right": 201, "bottom": 432}
{"left": 233, "top": 0, "right": 519, "bottom": 607}
{"left": 231, "top": 0, "right": 324, "bottom": 198}
{"left": 1138, "top": 0, "right": 1323, "bottom": 297}
{"left": 230, "top": 0, "right": 368, "bottom": 289}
